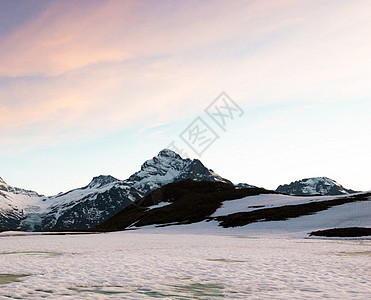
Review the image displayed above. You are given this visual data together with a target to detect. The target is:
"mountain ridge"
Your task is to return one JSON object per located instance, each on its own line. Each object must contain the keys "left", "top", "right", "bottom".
{"left": 0, "top": 150, "right": 364, "bottom": 231}
{"left": 0, "top": 149, "right": 233, "bottom": 231}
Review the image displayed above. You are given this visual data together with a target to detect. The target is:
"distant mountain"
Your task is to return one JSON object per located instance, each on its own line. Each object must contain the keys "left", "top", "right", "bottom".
{"left": 39, "top": 149, "right": 232, "bottom": 231}
{"left": 0, "top": 177, "right": 45, "bottom": 229}
{"left": 126, "top": 149, "right": 232, "bottom": 194}
{"left": 0, "top": 149, "right": 233, "bottom": 231}
{"left": 276, "top": 177, "right": 357, "bottom": 196}
{"left": 235, "top": 183, "right": 258, "bottom": 189}
{"left": 87, "top": 175, "right": 119, "bottom": 189}
{"left": 2, "top": 153, "right": 363, "bottom": 232}
{"left": 34, "top": 175, "right": 126, "bottom": 231}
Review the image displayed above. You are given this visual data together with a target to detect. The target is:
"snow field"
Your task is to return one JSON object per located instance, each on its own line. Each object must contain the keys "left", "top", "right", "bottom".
{"left": 0, "top": 232, "right": 370, "bottom": 299}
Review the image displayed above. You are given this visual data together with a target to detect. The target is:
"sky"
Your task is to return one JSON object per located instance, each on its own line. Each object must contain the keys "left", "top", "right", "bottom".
{"left": 0, "top": 0, "right": 370, "bottom": 195}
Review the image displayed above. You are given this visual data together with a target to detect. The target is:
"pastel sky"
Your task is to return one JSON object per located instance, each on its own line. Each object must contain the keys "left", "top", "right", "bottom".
{"left": 1, "top": 0, "right": 370, "bottom": 195}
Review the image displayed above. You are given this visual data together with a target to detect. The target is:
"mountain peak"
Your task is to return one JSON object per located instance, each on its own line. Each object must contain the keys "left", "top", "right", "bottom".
{"left": 87, "top": 175, "right": 119, "bottom": 188}
{"left": 128, "top": 148, "right": 231, "bottom": 193}
{"left": 0, "top": 177, "right": 6, "bottom": 185}
{"left": 138, "top": 149, "right": 189, "bottom": 174}
{"left": 157, "top": 148, "right": 183, "bottom": 159}
{"left": 276, "top": 177, "right": 357, "bottom": 195}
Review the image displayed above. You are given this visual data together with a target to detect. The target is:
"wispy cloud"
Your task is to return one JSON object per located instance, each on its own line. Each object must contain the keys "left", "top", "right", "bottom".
{"left": 0, "top": 0, "right": 291, "bottom": 77}
{"left": 0, "top": 0, "right": 370, "bottom": 154}
{"left": 0, "top": 0, "right": 134, "bottom": 77}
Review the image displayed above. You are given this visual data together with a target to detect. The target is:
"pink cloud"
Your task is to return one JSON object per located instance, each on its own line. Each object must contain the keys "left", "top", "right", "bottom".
{"left": 0, "top": 0, "right": 135, "bottom": 76}
{"left": 0, "top": 0, "right": 294, "bottom": 77}
{"left": 0, "top": 0, "right": 370, "bottom": 154}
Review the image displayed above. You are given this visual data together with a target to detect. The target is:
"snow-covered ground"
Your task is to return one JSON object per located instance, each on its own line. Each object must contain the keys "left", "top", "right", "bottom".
{"left": 129, "top": 192, "right": 371, "bottom": 238}
{"left": 0, "top": 232, "right": 370, "bottom": 299}
{"left": 211, "top": 193, "right": 342, "bottom": 217}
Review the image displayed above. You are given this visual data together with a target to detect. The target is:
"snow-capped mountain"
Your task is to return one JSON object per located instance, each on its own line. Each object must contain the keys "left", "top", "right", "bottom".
{"left": 0, "top": 177, "right": 46, "bottom": 229}
{"left": 2, "top": 153, "right": 362, "bottom": 232}
{"left": 86, "top": 175, "right": 119, "bottom": 189}
{"left": 30, "top": 175, "right": 125, "bottom": 231}
{"left": 235, "top": 183, "right": 258, "bottom": 189}
{"left": 0, "top": 149, "right": 231, "bottom": 231}
{"left": 276, "top": 177, "right": 357, "bottom": 196}
{"left": 127, "top": 149, "right": 231, "bottom": 194}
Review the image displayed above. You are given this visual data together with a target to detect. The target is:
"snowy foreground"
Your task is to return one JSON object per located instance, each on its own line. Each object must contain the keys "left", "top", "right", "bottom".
{"left": 0, "top": 231, "right": 370, "bottom": 299}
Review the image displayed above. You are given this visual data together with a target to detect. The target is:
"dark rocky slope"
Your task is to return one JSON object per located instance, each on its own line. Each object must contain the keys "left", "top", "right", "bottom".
{"left": 96, "top": 180, "right": 273, "bottom": 231}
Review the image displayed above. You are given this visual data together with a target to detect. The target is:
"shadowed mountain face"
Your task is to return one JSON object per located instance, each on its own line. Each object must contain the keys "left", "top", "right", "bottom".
{"left": 276, "top": 177, "right": 357, "bottom": 196}
{"left": 0, "top": 149, "right": 233, "bottom": 231}
{"left": 96, "top": 180, "right": 273, "bottom": 231}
